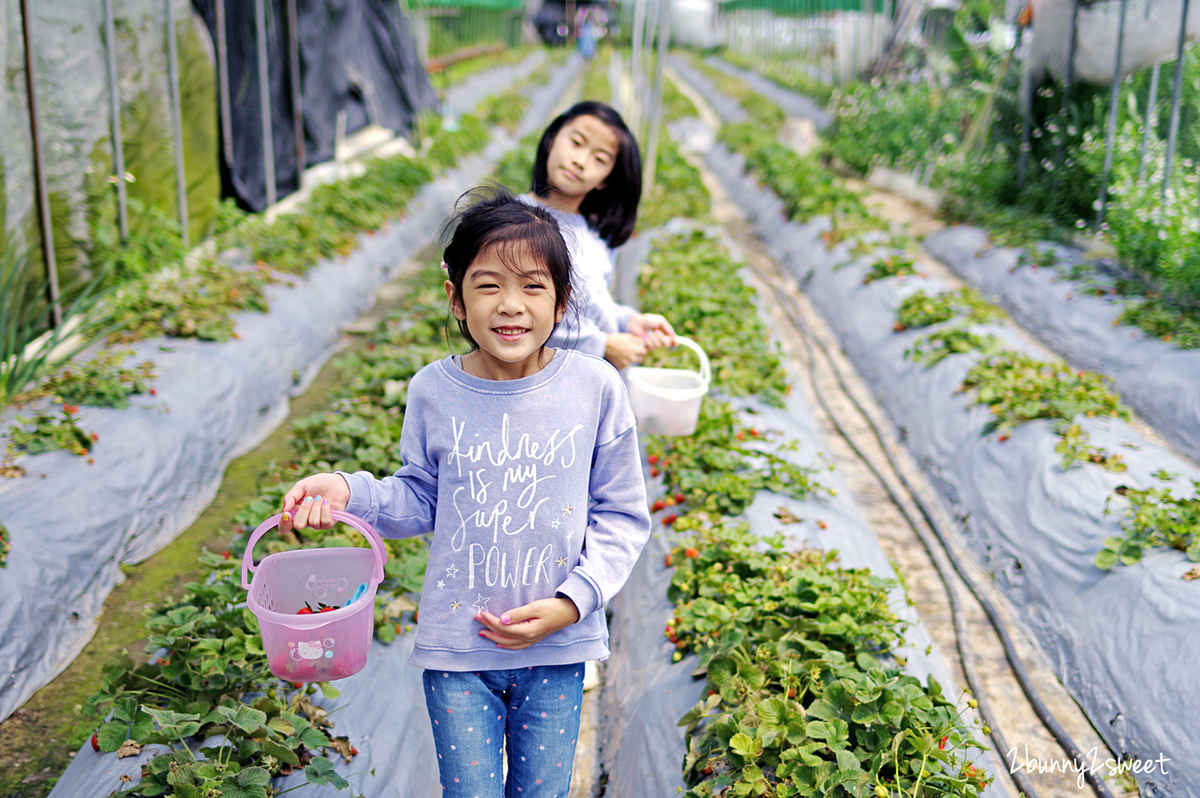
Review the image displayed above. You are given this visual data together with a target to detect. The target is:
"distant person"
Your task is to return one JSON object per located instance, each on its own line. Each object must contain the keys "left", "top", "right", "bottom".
{"left": 525, "top": 100, "right": 677, "bottom": 369}
{"left": 577, "top": 8, "right": 597, "bottom": 59}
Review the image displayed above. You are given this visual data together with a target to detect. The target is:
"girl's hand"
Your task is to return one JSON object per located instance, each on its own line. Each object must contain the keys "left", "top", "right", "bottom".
{"left": 604, "top": 333, "right": 647, "bottom": 369}
{"left": 279, "top": 473, "right": 351, "bottom": 534}
{"left": 628, "top": 313, "right": 677, "bottom": 351}
{"left": 475, "top": 598, "right": 581, "bottom": 650}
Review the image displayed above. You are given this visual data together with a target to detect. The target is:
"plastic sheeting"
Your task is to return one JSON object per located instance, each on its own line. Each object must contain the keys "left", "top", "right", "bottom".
{"left": 190, "top": 0, "right": 437, "bottom": 212}
{"left": 922, "top": 226, "right": 1200, "bottom": 468}
{"left": 686, "top": 76, "right": 1200, "bottom": 790}
{"left": 698, "top": 55, "right": 833, "bottom": 131}
{"left": 1, "top": 50, "right": 582, "bottom": 730}
{"left": 1028, "top": 0, "right": 1200, "bottom": 85}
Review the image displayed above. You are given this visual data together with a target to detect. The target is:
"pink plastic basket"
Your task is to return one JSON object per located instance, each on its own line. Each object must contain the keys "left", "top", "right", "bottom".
{"left": 241, "top": 509, "right": 387, "bottom": 682}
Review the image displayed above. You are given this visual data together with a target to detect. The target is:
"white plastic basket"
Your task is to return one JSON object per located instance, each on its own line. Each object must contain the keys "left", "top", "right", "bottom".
{"left": 626, "top": 337, "right": 711, "bottom": 436}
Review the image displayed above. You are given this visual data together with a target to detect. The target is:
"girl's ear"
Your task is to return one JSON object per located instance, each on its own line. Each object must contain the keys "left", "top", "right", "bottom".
{"left": 445, "top": 279, "right": 466, "bottom": 320}
{"left": 555, "top": 284, "right": 571, "bottom": 324}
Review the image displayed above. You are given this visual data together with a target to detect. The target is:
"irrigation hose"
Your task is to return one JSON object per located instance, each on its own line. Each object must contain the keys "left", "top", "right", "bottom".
{"left": 748, "top": 260, "right": 1117, "bottom": 798}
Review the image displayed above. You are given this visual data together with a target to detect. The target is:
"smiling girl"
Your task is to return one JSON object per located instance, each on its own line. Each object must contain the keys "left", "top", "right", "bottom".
{"left": 525, "top": 100, "right": 677, "bottom": 369}
{"left": 277, "top": 185, "right": 651, "bottom": 797}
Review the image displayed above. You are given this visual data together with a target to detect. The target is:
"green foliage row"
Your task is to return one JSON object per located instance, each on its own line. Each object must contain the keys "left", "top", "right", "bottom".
{"left": 637, "top": 230, "right": 990, "bottom": 796}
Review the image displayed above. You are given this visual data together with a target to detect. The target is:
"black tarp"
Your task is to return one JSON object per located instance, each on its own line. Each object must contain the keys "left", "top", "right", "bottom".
{"left": 190, "top": 0, "right": 437, "bottom": 212}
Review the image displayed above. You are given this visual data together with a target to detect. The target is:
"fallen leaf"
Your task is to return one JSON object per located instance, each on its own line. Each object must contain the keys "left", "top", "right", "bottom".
{"left": 116, "top": 740, "right": 143, "bottom": 759}
{"left": 773, "top": 506, "right": 802, "bottom": 524}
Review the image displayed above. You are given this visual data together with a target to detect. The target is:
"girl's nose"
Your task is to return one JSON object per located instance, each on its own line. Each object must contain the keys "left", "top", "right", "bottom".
{"left": 497, "top": 289, "right": 523, "bottom": 314}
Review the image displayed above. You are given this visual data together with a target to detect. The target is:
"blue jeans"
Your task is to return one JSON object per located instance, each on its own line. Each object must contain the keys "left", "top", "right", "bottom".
{"left": 423, "top": 664, "right": 584, "bottom": 797}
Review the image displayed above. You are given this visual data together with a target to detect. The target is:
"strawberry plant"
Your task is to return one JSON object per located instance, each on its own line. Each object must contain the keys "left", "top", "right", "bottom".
{"left": 0, "top": 519, "right": 9, "bottom": 567}
{"left": 906, "top": 326, "right": 1002, "bottom": 368}
{"left": 863, "top": 252, "right": 918, "bottom": 284}
{"left": 80, "top": 267, "right": 452, "bottom": 794}
{"left": 1097, "top": 476, "right": 1200, "bottom": 569}
{"left": 893, "top": 287, "right": 1002, "bottom": 332}
{"left": 960, "top": 352, "right": 1131, "bottom": 473}
{"left": 646, "top": 400, "right": 827, "bottom": 519}
{"left": 961, "top": 352, "right": 1128, "bottom": 437}
{"left": 4, "top": 404, "right": 92, "bottom": 463}
{"left": 35, "top": 348, "right": 156, "bottom": 409}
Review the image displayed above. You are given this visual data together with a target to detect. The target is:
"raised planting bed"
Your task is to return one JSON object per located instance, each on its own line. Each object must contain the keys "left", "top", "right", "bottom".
{"left": 923, "top": 227, "right": 1200, "bottom": 468}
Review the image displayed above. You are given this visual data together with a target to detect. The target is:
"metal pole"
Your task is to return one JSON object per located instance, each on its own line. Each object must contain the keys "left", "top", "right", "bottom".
{"left": 1160, "top": 0, "right": 1190, "bottom": 198}
{"left": 166, "top": 0, "right": 189, "bottom": 247}
{"left": 19, "top": 0, "right": 61, "bottom": 327}
{"left": 643, "top": 0, "right": 670, "bottom": 201}
{"left": 215, "top": 0, "right": 234, "bottom": 171}
{"left": 1137, "top": 62, "right": 1160, "bottom": 182}
{"left": 1094, "top": 0, "right": 1129, "bottom": 229}
{"left": 630, "top": 0, "right": 647, "bottom": 136}
{"left": 255, "top": 0, "right": 277, "bottom": 208}
{"left": 286, "top": 0, "right": 305, "bottom": 188}
{"left": 103, "top": 0, "right": 129, "bottom": 242}
{"left": 1052, "top": 0, "right": 1081, "bottom": 194}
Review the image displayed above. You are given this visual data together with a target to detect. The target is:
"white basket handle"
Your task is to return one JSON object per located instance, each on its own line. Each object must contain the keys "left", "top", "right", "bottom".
{"left": 674, "top": 336, "right": 711, "bottom": 386}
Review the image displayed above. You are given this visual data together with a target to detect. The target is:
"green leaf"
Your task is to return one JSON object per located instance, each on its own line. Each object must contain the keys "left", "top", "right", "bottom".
{"left": 730, "top": 732, "right": 763, "bottom": 758}
{"left": 1094, "top": 548, "right": 1118, "bottom": 570}
{"left": 305, "top": 756, "right": 351, "bottom": 789}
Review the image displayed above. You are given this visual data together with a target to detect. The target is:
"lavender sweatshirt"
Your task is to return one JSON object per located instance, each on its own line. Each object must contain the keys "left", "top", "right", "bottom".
{"left": 340, "top": 348, "right": 651, "bottom": 671}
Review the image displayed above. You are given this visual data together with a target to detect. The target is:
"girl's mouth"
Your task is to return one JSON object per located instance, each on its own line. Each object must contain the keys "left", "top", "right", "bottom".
{"left": 493, "top": 326, "right": 529, "bottom": 340}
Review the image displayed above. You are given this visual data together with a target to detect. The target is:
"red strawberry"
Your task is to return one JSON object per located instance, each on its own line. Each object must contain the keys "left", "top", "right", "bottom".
{"left": 648, "top": 454, "right": 659, "bottom": 465}
{"left": 684, "top": 547, "right": 699, "bottom": 558}
{"left": 297, "top": 607, "right": 314, "bottom": 615}
{"left": 661, "top": 514, "right": 677, "bottom": 526}
{"left": 651, "top": 500, "right": 666, "bottom": 512}
{"left": 674, "top": 493, "right": 686, "bottom": 504}
{"left": 91, "top": 732, "right": 100, "bottom": 752}
{"left": 938, "top": 736, "right": 948, "bottom": 750}
{"left": 664, "top": 553, "right": 673, "bottom": 567}
{"left": 650, "top": 468, "right": 660, "bottom": 478}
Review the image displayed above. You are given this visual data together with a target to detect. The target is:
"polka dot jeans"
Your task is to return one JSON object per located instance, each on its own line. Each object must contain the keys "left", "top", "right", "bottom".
{"left": 423, "top": 664, "right": 584, "bottom": 798}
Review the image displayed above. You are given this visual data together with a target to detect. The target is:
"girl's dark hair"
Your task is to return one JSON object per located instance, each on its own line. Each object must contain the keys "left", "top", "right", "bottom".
{"left": 530, "top": 100, "right": 642, "bottom": 248}
{"left": 440, "top": 185, "right": 574, "bottom": 350}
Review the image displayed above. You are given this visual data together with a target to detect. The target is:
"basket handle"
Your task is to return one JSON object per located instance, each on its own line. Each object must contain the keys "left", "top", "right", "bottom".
{"left": 674, "top": 336, "right": 711, "bottom": 386}
{"left": 241, "top": 509, "right": 387, "bottom": 590}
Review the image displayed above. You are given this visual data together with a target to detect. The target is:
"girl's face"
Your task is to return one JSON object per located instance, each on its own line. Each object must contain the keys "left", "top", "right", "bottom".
{"left": 446, "top": 244, "right": 565, "bottom": 380}
{"left": 545, "top": 114, "right": 619, "bottom": 211}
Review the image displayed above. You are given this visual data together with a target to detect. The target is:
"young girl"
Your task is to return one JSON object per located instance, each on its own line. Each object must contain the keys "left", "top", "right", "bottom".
{"left": 526, "top": 100, "right": 677, "bottom": 369}
{"left": 278, "top": 186, "right": 651, "bottom": 797}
